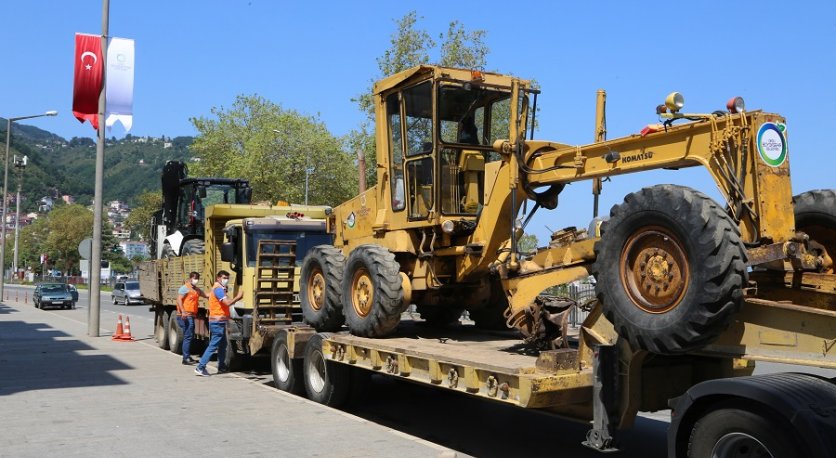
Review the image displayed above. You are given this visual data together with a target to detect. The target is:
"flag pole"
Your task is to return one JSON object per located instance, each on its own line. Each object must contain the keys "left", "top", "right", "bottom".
{"left": 88, "top": 0, "right": 109, "bottom": 337}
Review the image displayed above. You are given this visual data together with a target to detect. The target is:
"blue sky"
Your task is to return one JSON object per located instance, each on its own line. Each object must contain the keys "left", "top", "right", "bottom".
{"left": 2, "top": 1, "right": 834, "bottom": 244}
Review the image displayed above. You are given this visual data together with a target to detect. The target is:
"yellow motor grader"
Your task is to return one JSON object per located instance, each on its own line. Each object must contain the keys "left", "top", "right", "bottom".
{"left": 299, "top": 65, "right": 834, "bottom": 357}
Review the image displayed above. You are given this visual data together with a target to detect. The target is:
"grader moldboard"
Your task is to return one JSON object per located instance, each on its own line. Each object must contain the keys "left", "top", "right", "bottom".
{"left": 292, "top": 65, "right": 836, "bottom": 454}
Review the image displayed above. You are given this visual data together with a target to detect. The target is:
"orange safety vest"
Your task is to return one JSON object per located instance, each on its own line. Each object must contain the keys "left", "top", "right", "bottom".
{"left": 181, "top": 284, "right": 200, "bottom": 316}
{"left": 208, "top": 283, "right": 230, "bottom": 321}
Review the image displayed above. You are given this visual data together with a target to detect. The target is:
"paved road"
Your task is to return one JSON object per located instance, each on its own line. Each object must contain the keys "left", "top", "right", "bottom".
{"left": 0, "top": 297, "right": 453, "bottom": 458}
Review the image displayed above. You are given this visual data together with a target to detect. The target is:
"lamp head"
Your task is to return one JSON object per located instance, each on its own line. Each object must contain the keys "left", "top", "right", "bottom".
{"left": 45, "top": 111, "right": 58, "bottom": 116}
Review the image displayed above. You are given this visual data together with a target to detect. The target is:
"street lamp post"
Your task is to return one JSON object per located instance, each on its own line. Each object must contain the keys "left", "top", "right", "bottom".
{"left": 12, "top": 154, "right": 27, "bottom": 280}
{"left": 1, "top": 111, "right": 57, "bottom": 298}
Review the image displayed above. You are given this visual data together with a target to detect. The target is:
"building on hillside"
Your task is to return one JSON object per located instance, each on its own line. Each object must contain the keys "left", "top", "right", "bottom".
{"left": 111, "top": 223, "right": 131, "bottom": 240}
{"left": 120, "top": 241, "right": 149, "bottom": 260}
{"left": 62, "top": 195, "right": 75, "bottom": 205}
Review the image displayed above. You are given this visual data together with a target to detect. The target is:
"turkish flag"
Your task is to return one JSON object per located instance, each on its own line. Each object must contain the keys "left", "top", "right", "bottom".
{"left": 72, "top": 33, "right": 104, "bottom": 129}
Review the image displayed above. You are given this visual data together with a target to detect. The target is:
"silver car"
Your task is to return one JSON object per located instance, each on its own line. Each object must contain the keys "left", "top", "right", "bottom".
{"left": 112, "top": 281, "right": 144, "bottom": 305}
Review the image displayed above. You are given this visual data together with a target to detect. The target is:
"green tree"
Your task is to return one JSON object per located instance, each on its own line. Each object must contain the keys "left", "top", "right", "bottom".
{"left": 518, "top": 233, "right": 539, "bottom": 254}
{"left": 349, "top": 12, "right": 491, "bottom": 187}
{"left": 124, "top": 191, "right": 162, "bottom": 241}
{"left": 45, "top": 204, "right": 94, "bottom": 275}
{"left": 189, "top": 95, "right": 357, "bottom": 207}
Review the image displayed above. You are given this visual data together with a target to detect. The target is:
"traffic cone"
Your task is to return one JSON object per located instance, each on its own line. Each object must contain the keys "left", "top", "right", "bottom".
{"left": 112, "top": 314, "right": 125, "bottom": 340}
{"left": 119, "top": 316, "right": 135, "bottom": 341}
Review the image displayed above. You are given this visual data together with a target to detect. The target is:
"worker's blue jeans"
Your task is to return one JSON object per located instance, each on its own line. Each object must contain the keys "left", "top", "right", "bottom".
{"left": 177, "top": 316, "right": 195, "bottom": 361}
{"left": 198, "top": 320, "right": 227, "bottom": 371}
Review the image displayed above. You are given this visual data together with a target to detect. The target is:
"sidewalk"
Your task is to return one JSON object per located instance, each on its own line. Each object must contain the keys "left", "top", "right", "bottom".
{"left": 0, "top": 298, "right": 457, "bottom": 457}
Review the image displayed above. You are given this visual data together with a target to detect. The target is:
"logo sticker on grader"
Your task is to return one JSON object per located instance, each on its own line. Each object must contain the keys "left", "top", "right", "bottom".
{"left": 757, "top": 122, "right": 787, "bottom": 167}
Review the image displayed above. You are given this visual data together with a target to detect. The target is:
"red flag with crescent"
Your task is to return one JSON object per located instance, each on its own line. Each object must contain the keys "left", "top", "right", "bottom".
{"left": 72, "top": 33, "right": 103, "bottom": 129}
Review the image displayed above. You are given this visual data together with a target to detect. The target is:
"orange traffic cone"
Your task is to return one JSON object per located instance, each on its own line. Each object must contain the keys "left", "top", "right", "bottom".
{"left": 112, "top": 314, "right": 125, "bottom": 340}
{"left": 118, "top": 316, "right": 135, "bottom": 341}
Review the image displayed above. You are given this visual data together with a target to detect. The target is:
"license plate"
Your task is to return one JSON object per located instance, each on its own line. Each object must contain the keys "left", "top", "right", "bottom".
{"left": 52, "top": 301, "right": 64, "bottom": 304}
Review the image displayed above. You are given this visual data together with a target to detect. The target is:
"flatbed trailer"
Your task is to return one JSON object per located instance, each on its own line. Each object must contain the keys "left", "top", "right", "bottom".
{"left": 274, "top": 293, "right": 836, "bottom": 457}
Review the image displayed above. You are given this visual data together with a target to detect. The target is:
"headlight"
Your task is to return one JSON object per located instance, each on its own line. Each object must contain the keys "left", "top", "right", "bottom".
{"left": 726, "top": 96, "right": 745, "bottom": 114}
{"left": 441, "top": 220, "right": 456, "bottom": 234}
{"left": 665, "top": 92, "right": 685, "bottom": 113}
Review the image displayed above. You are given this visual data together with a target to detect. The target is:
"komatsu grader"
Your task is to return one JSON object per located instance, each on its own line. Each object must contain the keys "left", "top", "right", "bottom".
{"left": 281, "top": 65, "right": 835, "bottom": 455}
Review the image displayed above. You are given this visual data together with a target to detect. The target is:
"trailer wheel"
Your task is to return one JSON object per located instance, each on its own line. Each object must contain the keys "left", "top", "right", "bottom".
{"left": 271, "top": 331, "right": 303, "bottom": 394}
{"left": 300, "top": 246, "right": 346, "bottom": 332}
{"left": 794, "top": 189, "right": 836, "bottom": 273}
{"left": 154, "top": 309, "right": 170, "bottom": 350}
{"left": 168, "top": 312, "right": 184, "bottom": 355}
{"left": 687, "top": 406, "right": 801, "bottom": 458}
{"left": 342, "top": 245, "right": 405, "bottom": 337}
{"left": 303, "top": 333, "right": 350, "bottom": 407}
{"left": 592, "top": 185, "right": 747, "bottom": 354}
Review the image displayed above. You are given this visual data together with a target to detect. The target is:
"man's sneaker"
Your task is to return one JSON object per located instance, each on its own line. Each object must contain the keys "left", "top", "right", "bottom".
{"left": 194, "top": 367, "right": 210, "bottom": 377}
{"left": 182, "top": 359, "right": 196, "bottom": 366}
{"left": 217, "top": 367, "right": 228, "bottom": 374}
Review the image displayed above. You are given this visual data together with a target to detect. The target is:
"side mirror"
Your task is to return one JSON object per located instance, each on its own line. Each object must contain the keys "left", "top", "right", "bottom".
{"left": 220, "top": 242, "right": 235, "bottom": 262}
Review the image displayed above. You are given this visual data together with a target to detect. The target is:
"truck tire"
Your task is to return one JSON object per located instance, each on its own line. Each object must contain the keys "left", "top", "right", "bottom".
{"left": 223, "top": 320, "right": 249, "bottom": 372}
{"left": 271, "top": 331, "right": 304, "bottom": 394}
{"left": 168, "top": 312, "right": 184, "bottom": 355}
{"left": 154, "top": 309, "right": 170, "bottom": 350}
{"left": 181, "top": 239, "right": 205, "bottom": 256}
{"left": 687, "top": 405, "right": 802, "bottom": 458}
{"left": 342, "top": 245, "right": 405, "bottom": 338}
{"left": 793, "top": 189, "right": 835, "bottom": 273}
{"left": 592, "top": 185, "right": 747, "bottom": 354}
{"left": 303, "top": 333, "right": 350, "bottom": 407}
{"left": 300, "top": 246, "right": 346, "bottom": 332}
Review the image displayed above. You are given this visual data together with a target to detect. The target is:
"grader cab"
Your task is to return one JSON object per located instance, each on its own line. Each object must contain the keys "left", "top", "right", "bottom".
{"left": 300, "top": 65, "right": 834, "bottom": 356}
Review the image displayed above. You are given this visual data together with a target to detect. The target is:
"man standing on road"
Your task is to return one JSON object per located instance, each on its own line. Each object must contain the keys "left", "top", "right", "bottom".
{"left": 177, "top": 271, "right": 208, "bottom": 365}
{"left": 195, "top": 270, "right": 243, "bottom": 376}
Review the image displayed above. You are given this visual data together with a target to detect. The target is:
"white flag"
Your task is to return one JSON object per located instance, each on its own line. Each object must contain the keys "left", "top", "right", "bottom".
{"left": 105, "top": 37, "right": 135, "bottom": 131}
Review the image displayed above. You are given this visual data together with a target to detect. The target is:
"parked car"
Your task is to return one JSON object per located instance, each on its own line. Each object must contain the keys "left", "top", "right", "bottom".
{"left": 112, "top": 281, "right": 144, "bottom": 305}
{"left": 33, "top": 283, "right": 76, "bottom": 310}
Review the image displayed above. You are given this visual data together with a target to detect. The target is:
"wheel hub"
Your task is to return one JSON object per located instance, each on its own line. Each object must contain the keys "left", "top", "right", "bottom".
{"left": 621, "top": 226, "right": 688, "bottom": 313}
{"left": 351, "top": 269, "right": 373, "bottom": 317}
{"left": 309, "top": 269, "right": 325, "bottom": 311}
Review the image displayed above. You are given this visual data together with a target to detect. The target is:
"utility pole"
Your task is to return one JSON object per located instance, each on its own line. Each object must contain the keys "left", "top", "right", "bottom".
{"left": 89, "top": 0, "right": 109, "bottom": 337}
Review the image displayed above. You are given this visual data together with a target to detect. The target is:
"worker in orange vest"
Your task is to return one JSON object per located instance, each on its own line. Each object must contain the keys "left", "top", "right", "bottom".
{"left": 176, "top": 271, "right": 208, "bottom": 365}
{"left": 195, "top": 270, "right": 243, "bottom": 376}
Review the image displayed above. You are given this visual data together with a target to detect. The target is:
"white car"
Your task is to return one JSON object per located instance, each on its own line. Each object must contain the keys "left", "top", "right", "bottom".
{"left": 112, "top": 281, "right": 144, "bottom": 305}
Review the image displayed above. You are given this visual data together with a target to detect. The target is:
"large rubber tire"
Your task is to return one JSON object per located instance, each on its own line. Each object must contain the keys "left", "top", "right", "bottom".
{"left": 300, "top": 246, "right": 346, "bottom": 332}
{"left": 687, "top": 405, "right": 804, "bottom": 458}
{"left": 154, "top": 309, "right": 170, "bottom": 350}
{"left": 341, "top": 245, "right": 405, "bottom": 338}
{"left": 161, "top": 242, "right": 176, "bottom": 258}
{"left": 168, "top": 312, "right": 184, "bottom": 355}
{"left": 111, "top": 295, "right": 118, "bottom": 305}
{"left": 417, "top": 305, "right": 463, "bottom": 326}
{"left": 223, "top": 320, "right": 249, "bottom": 372}
{"left": 592, "top": 185, "right": 748, "bottom": 354}
{"left": 271, "top": 331, "right": 304, "bottom": 394}
{"left": 303, "top": 333, "right": 351, "bottom": 407}
{"left": 181, "top": 239, "right": 205, "bottom": 256}
{"left": 793, "top": 189, "right": 836, "bottom": 273}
